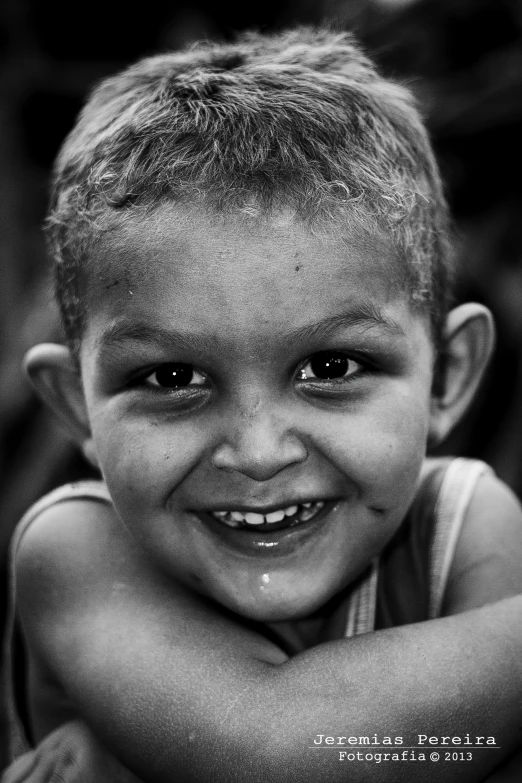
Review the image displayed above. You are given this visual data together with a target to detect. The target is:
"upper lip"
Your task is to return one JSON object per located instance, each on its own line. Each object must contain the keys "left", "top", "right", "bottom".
{"left": 196, "top": 498, "right": 335, "bottom": 514}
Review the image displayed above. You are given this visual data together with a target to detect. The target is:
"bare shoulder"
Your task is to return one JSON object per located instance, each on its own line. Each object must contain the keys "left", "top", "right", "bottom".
{"left": 15, "top": 497, "right": 137, "bottom": 616}
{"left": 13, "top": 496, "right": 166, "bottom": 679}
{"left": 444, "top": 469, "right": 522, "bottom": 614}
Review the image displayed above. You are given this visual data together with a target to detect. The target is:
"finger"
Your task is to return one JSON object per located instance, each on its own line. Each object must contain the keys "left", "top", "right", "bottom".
{"left": 1, "top": 751, "right": 40, "bottom": 783}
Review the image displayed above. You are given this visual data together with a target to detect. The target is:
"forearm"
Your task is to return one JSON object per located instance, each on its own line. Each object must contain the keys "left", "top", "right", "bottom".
{"left": 59, "top": 595, "right": 522, "bottom": 783}
{"left": 273, "top": 598, "right": 522, "bottom": 778}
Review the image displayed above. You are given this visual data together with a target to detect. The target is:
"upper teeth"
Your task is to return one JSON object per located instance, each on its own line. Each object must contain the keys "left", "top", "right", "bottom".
{"left": 210, "top": 501, "right": 324, "bottom": 528}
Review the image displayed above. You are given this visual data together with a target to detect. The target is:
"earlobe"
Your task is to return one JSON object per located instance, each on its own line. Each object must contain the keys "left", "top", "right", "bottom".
{"left": 24, "top": 343, "right": 99, "bottom": 467}
{"left": 429, "top": 304, "right": 495, "bottom": 446}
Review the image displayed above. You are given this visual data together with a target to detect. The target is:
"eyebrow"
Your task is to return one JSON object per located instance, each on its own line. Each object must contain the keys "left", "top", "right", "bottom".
{"left": 96, "top": 302, "right": 403, "bottom": 355}
{"left": 286, "top": 302, "right": 404, "bottom": 344}
{"left": 96, "top": 321, "right": 214, "bottom": 355}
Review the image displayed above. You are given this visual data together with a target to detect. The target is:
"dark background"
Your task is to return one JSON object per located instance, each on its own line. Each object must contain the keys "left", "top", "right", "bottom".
{"left": 1, "top": 0, "right": 521, "bottom": 767}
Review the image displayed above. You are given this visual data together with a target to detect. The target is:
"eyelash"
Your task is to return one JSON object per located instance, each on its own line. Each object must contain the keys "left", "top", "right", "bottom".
{"left": 297, "top": 352, "right": 365, "bottom": 384}
{"left": 138, "top": 351, "right": 368, "bottom": 393}
{"left": 144, "top": 364, "right": 207, "bottom": 390}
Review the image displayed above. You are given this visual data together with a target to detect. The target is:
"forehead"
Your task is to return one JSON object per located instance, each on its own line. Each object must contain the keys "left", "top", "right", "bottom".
{"left": 85, "top": 204, "right": 417, "bottom": 345}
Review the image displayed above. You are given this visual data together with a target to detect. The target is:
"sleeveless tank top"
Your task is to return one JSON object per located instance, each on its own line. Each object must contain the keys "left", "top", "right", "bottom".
{"left": 3, "top": 457, "right": 491, "bottom": 761}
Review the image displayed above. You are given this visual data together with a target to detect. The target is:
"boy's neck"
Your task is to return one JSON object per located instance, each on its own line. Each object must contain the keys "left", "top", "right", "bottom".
{"left": 265, "top": 588, "right": 353, "bottom": 655}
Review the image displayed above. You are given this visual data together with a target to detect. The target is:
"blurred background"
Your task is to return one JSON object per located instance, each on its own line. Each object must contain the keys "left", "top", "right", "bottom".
{"left": 1, "top": 0, "right": 521, "bottom": 766}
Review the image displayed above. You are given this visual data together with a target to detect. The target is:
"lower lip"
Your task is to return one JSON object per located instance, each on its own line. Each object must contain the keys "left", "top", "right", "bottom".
{"left": 193, "top": 501, "right": 338, "bottom": 558}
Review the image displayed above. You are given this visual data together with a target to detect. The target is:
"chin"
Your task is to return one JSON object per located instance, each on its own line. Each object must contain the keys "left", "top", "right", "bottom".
{"left": 221, "top": 584, "right": 337, "bottom": 624}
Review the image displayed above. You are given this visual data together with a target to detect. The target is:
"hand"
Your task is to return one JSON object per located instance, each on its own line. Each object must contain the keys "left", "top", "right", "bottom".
{"left": 1, "top": 720, "right": 143, "bottom": 783}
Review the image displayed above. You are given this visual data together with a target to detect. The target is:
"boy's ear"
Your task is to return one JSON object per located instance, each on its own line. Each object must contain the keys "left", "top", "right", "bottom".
{"left": 24, "top": 344, "right": 99, "bottom": 468}
{"left": 429, "top": 303, "right": 495, "bottom": 446}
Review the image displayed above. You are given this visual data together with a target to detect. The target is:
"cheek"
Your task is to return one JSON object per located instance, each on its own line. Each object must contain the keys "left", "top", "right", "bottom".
{"left": 313, "top": 389, "right": 430, "bottom": 498}
{"left": 90, "top": 411, "right": 205, "bottom": 507}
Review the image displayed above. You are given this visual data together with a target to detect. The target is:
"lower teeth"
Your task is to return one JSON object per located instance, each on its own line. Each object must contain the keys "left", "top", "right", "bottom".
{"left": 299, "top": 505, "right": 322, "bottom": 522}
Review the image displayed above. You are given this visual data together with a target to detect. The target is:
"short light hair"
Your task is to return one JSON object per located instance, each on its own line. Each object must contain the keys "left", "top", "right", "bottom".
{"left": 46, "top": 27, "right": 453, "bottom": 351}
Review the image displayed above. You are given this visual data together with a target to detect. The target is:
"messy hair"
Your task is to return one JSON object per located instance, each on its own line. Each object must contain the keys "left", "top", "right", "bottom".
{"left": 47, "top": 27, "right": 453, "bottom": 350}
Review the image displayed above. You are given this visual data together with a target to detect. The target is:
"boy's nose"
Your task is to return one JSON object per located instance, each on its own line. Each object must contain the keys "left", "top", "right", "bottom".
{"left": 211, "top": 406, "right": 308, "bottom": 482}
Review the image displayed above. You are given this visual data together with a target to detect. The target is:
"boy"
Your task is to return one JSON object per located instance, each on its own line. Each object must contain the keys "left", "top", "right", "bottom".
{"left": 4, "top": 28, "right": 522, "bottom": 782}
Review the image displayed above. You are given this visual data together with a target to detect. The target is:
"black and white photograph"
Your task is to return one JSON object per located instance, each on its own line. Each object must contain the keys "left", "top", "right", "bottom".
{"left": 1, "top": 1, "right": 522, "bottom": 780}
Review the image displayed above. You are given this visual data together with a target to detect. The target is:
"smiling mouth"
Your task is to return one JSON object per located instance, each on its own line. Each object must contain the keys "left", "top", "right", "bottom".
{"left": 209, "top": 501, "right": 325, "bottom": 530}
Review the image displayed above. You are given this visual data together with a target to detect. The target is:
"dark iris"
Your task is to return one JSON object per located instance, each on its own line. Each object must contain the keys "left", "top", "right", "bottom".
{"left": 310, "top": 352, "right": 349, "bottom": 380}
{"left": 154, "top": 364, "right": 194, "bottom": 388}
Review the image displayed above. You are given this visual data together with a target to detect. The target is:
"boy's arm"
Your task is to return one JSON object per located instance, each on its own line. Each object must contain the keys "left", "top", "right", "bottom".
{"left": 1, "top": 721, "right": 143, "bottom": 783}
{"left": 442, "top": 472, "right": 522, "bottom": 783}
{"left": 15, "top": 480, "right": 522, "bottom": 783}
{"left": 442, "top": 471, "right": 522, "bottom": 614}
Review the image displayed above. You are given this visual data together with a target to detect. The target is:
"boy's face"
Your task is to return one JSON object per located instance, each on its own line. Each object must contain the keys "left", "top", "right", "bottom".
{"left": 79, "top": 205, "right": 435, "bottom": 622}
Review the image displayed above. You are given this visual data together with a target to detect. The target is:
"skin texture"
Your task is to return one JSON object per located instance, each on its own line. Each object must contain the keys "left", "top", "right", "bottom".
{"left": 79, "top": 206, "right": 435, "bottom": 624}
{"left": 12, "top": 205, "right": 522, "bottom": 782}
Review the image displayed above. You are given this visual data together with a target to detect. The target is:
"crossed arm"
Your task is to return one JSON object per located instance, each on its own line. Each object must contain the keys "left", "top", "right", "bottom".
{"left": 11, "top": 475, "right": 522, "bottom": 783}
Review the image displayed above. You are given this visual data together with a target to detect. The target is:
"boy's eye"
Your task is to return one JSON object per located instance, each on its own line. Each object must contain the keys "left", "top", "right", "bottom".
{"left": 297, "top": 352, "right": 362, "bottom": 381}
{"left": 145, "top": 363, "right": 206, "bottom": 388}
